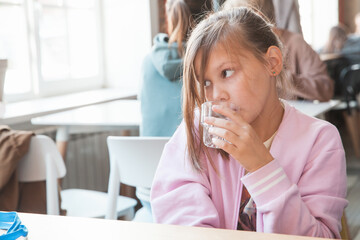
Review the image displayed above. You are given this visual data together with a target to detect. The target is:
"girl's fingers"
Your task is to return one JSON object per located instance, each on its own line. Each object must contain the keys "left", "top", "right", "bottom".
{"left": 211, "top": 136, "right": 238, "bottom": 153}
{"left": 205, "top": 115, "right": 247, "bottom": 137}
{"left": 210, "top": 126, "right": 272, "bottom": 172}
{"left": 209, "top": 125, "right": 246, "bottom": 148}
{"left": 205, "top": 117, "right": 239, "bottom": 134}
{"left": 210, "top": 129, "right": 248, "bottom": 162}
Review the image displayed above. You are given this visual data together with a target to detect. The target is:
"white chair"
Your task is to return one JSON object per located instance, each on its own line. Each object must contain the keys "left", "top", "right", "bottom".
{"left": 18, "top": 135, "right": 66, "bottom": 215}
{"left": 19, "top": 135, "right": 137, "bottom": 219}
{"left": 105, "top": 136, "right": 169, "bottom": 222}
{"left": 106, "top": 136, "right": 169, "bottom": 222}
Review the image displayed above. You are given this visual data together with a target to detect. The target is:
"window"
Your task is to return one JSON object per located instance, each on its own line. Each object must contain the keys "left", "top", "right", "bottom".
{"left": 102, "top": 0, "right": 152, "bottom": 91}
{"left": 0, "top": 1, "right": 32, "bottom": 98}
{"left": 298, "top": 0, "right": 339, "bottom": 50}
{"left": 0, "top": 0, "right": 102, "bottom": 102}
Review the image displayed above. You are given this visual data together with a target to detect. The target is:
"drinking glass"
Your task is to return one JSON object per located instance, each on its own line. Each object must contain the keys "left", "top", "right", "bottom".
{"left": 200, "top": 101, "right": 237, "bottom": 148}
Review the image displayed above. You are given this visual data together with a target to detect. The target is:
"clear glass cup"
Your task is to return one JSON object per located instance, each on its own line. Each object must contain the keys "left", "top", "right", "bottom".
{"left": 200, "top": 101, "right": 237, "bottom": 148}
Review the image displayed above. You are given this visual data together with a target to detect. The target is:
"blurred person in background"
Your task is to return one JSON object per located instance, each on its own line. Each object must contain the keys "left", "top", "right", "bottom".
{"left": 140, "top": 0, "right": 211, "bottom": 137}
{"left": 320, "top": 24, "right": 348, "bottom": 54}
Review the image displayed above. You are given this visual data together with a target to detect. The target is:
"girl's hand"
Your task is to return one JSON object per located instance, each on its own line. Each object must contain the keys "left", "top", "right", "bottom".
{"left": 204, "top": 104, "right": 274, "bottom": 173}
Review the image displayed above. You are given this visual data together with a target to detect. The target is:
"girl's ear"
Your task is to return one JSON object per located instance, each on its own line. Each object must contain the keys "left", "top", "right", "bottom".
{"left": 266, "top": 46, "right": 283, "bottom": 76}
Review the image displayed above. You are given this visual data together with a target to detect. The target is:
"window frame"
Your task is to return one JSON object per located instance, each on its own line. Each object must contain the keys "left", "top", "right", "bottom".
{"left": 2, "top": 0, "right": 104, "bottom": 102}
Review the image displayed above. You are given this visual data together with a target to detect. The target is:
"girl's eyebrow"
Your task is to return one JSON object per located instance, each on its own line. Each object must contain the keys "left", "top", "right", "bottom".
{"left": 195, "top": 60, "right": 236, "bottom": 81}
{"left": 216, "top": 63, "right": 226, "bottom": 71}
{"left": 216, "top": 61, "right": 235, "bottom": 71}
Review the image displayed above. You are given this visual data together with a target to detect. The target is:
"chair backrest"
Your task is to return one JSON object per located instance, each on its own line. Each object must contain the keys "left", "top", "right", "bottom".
{"left": 339, "top": 63, "right": 360, "bottom": 114}
{"left": 18, "top": 135, "right": 66, "bottom": 215}
{"left": 107, "top": 136, "right": 169, "bottom": 188}
{"left": 324, "top": 56, "right": 351, "bottom": 98}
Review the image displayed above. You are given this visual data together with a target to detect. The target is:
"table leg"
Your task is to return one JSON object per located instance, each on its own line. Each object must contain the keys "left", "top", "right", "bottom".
{"left": 56, "top": 126, "right": 70, "bottom": 187}
{"left": 120, "top": 129, "right": 131, "bottom": 136}
{"left": 55, "top": 126, "right": 70, "bottom": 161}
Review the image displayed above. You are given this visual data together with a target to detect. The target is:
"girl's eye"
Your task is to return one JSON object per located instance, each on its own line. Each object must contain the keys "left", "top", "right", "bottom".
{"left": 204, "top": 80, "right": 211, "bottom": 87}
{"left": 222, "top": 69, "right": 234, "bottom": 78}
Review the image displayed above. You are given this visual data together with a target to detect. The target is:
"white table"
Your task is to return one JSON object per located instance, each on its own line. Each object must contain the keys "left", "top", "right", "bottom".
{"left": 286, "top": 99, "right": 340, "bottom": 118}
{"left": 0, "top": 88, "right": 137, "bottom": 126}
{"left": 17, "top": 212, "right": 328, "bottom": 240}
{"left": 31, "top": 100, "right": 140, "bottom": 129}
{"left": 31, "top": 100, "right": 141, "bottom": 158}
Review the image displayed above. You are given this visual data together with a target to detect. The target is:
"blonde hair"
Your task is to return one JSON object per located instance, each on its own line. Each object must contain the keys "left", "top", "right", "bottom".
{"left": 166, "top": 0, "right": 192, "bottom": 57}
{"left": 183, "top": 7, "right": 287, "bottom": 171}
{"left": 166, "top": 0, "right": 212, "bottom": 57}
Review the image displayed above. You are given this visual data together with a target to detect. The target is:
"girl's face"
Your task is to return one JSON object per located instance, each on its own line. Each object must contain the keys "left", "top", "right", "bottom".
{"left": 194, "top": 43, "right": 276, "bottom": 125}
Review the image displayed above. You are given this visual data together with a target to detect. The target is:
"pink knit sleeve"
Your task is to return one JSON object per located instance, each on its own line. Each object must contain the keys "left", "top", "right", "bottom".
{"left": 241, "top": 124, "right": 347, "bottom": 238}
{"left": 151, "top": 121, "right": 221, "bottom": 227}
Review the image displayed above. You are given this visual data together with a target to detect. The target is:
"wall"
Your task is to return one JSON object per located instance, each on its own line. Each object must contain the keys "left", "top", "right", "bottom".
{"left": 158, "top": 0, "right": 166, "bottom": 33}
{"left": 103, "top": 0, "right": 153, "bottom": 91}
{"left": 341, "top": 0, "right": 360, "bottom": 33}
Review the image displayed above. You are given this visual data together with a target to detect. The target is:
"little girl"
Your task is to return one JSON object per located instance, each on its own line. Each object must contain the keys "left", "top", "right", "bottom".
{"left": 151, "top": 7, "right": 347, "bottom": 238}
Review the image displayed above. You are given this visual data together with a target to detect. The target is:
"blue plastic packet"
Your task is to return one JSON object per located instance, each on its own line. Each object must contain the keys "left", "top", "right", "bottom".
{"left": 0, "top": 212, "right": 28, "bottom": 240}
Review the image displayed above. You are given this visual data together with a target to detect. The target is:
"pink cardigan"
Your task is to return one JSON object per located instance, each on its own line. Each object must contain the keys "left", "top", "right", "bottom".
{"left": 151, "top": 102, "right": 348, "bottom": 238}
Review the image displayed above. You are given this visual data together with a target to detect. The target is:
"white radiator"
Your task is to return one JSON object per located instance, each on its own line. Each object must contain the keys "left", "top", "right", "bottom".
{"left": 38, "top": 129, "right": 137, "bottom": 192}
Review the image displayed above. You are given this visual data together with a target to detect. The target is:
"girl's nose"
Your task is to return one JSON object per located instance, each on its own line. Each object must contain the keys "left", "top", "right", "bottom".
{"left": 212, "top": 85, "right": 229, "bottom": 102}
